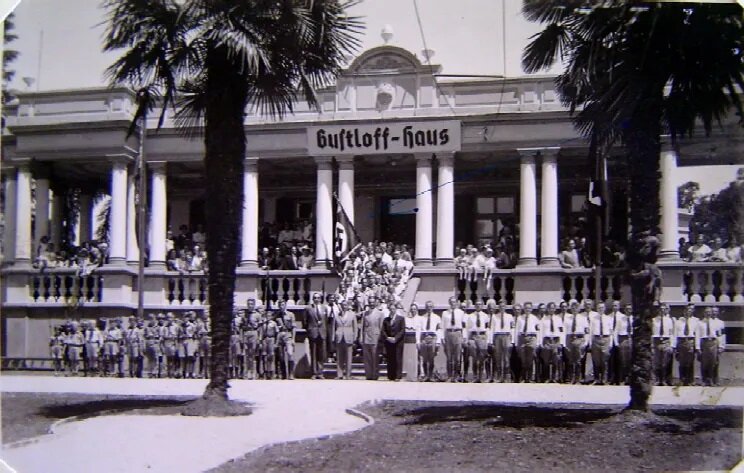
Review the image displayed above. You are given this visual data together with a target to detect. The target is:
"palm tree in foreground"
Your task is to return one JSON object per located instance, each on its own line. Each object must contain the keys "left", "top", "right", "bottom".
{"left": 103, "top": 0, "right": 362, "bottom": 409}
{"left": 522, "top": 1, "right": 743, "bottom": 411}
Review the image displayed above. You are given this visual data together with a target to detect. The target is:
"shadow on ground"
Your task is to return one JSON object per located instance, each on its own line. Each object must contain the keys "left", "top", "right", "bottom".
{"left": 38, "top": 397, "right": 195, "bottom": 420}
{"left": 397, "top": 403, "right": 742, "bottom": 432}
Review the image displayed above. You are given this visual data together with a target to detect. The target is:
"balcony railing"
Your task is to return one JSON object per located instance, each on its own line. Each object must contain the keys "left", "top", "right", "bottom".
{"left": 2, "top": 263, "right": 742, "bottom": 310}
{"left": 29, "top": 269, "right": 104, "bottom": 304}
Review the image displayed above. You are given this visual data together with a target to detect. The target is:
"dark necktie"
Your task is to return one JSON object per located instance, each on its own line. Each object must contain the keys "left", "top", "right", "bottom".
{"left": 599, "top": 314, "right": 604, "bottom": 335}
{"left": 523, "top": 316, "right": 528, "bottom": 334}
{"left": 660, "top": 316, "right": 664, "bottom": 335}
{"left": 477, "top": 313, "right": 481, "bottom": 328}
{"left": 500, "top": 311, "right": 504, "bottom": 330}
{"left": 684, "top": 318, "right": 689, "bottom": 336}
{"left": 707, "top": 318, "right": 711, "bottom": 337}
{"left": 427, "top": 315, "right": 431, "bottom": 330}
{"left": 550, "top": 316, "right": 554, "bottom": 333}
{"left": 572, "top": 314, "right": 577, "bottom": 333}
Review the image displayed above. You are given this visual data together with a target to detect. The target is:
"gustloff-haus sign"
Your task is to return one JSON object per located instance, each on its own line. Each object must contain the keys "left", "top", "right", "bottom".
{"left": 307, "top": 120, "right": 461, "bottom": 156}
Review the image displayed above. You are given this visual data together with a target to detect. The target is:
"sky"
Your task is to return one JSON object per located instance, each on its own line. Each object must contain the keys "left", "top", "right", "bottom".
{"left": 4, "top": 0, "right": 741, "bottom": 193}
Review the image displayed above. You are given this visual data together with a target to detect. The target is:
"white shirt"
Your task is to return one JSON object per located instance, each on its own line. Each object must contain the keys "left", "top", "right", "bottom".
{"left": 417, "top": 312, "right": 443, "bottom": 344}
{"left": 441, "top": 308, "right": 466, "bottom": 331}
{"left": 540, "top": 314, "right": 565, "bottom": 346}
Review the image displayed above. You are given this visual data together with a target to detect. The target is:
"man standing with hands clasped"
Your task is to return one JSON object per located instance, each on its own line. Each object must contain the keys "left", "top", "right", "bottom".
{"left": 441, "top": 296, "right": 466, "bottom": 382}
{"left": 381, "top": 300, "right": 406, "bottom": 381}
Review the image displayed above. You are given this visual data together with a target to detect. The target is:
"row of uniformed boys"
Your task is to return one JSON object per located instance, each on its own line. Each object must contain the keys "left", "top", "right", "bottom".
{"left": 50, "top": 311, "right": 211, "bottom": 378}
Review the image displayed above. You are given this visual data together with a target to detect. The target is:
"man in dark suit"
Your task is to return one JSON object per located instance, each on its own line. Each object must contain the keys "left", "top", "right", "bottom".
{"left": 304, "top": 293, "right": 327, "bottom": 379}
{"left": 381, "top": 300, "right": 406, "bottom": 381}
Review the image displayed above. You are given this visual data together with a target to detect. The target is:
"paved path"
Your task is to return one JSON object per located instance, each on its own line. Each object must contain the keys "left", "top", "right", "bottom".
{"left": 1, "top": 376, "right": 743, "bottom": 473}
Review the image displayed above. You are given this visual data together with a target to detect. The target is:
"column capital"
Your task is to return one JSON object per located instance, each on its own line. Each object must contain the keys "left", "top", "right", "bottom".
{"left": 106, "top": 154, "right": 134, "bottom": 166}
{"left": 336, "top": 155, "right": 355, "bottom": 170}
{"left": 244, "top": 156, "right": 259, "bottom": 171}
{"left": 414, "top": 153, "right": 433, "bottom": 166}
{"left": 541, "top": 147, "right": 560, "bottom": 161}
{"left": 314, "top": 156, "right": 334, "bottom": 170}
{"left": 435, "top": 151, "right": 455, "bottom": 167}
{"left": 149, "top": 161, "right": 167, "bottom": 172}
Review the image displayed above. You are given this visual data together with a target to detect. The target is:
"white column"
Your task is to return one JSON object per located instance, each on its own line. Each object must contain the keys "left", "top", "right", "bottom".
{"left": 126, "top": 170, "right": 139, "bottom": 264}
{"left": 314, "top": 156, "right": 334, "bottom": 267}
{"left": 415, "top": 153, "right": 433, "bottom": 266}
{"left": 540, "top": 148, "right": 560, "bottom": 266}
{"left": 49, "top": 189, "right": 63, "bottom": 248}
{"left": 241, "top": 157, "right": 259, "bottom": 268}
{"left": 3, "top": 167, "right": 17, "bottom": 262}
{"left": 435, "top": 152, "right": 455, "bottom": 265}
{"left": 35, "top": 176, "right": 50, "bottom": 245}
{"left": 337, "top": 156, "right": 355, "bottom": 224}
{"left": 149, "top": 162, "right": 167, "bottom": 267}
{"left": 659, "top": 146, "right": 680, "bottom": 260}
{"left": 108, "top": 160, "right": 128, "bottom": 264}
{"left": 517, "top": 150, "right": 538, "bottom": 266}
{"left": 15, "top": 163, "right": 33, "bottom": 265}
{"left": 77, "top": 194, "right": 92, "bottom": 244}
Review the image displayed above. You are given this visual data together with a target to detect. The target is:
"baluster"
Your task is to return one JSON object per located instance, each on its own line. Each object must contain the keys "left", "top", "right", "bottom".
{"left": 177, "top": 278, "right": 185, "bottom": 304}
{"left": 291, "top": 277, "right": 300, "bottom": 305}
{"left": 703, "top": 270, "right": 716, "bottom": 303}
{"left": 711, "top": 270, "right": 723, "bottom": 302}
{"left": 167, "top": 278, "right": 176, "bottom": 304}
{"left": 188, "top": 276, "right": 196, "bottom": 304}
{"left": 64, "top": 275, "right": 73, "bottom": 304}
{"left": 86, "top": 276, "right": 95, "bottom": 302}
{"left": 31, "top": 276, "right": 40, "bottom": 301}
{"left": 732, "top": 268, "right": 743, "bottom": 303}
{"left": 586, "top": 275, "right": 596, "bottom": 301}
{"left": 682, "top": 270, "right": 694, "bottom": 301}
{"left": 54, "top": 275, "right": 62, "bottom": 301}
{"left": 271, "top": 277, "right": 280, "bottom": 304}
{"left": 42, "top": 275, "right": 51, "bottom": 301}
{"left": 469, "top": 276, "right": 478, "bottom": 307}
{"left": 456, "top": 276, "right": 466, "bottom": 303}
{"left": 600, "top": 276, "right": 609, "bottom": 302}
{"left": 505, "top": 277, "right": 515, "bottom": 306}
{"left": 96, "top": 275, "right": 104, "bottom": 302}
{"left": 690, "top": 270, "right": 705, "bottom": 302}
{"left": 199, "top": 277, "right": 207, "bottom": 304}
{"left": 302, "top": 277, "right": 311, "bottom": 305}
{"left": 562, "top": 276, "right": 571, "bottom": 302}
{"left": 574, "top": 276, "right": 585, "bottom": 302}
{"left": 282, "top": 276, "right": 290, "bottom": 302}
{"left": 493, "top": 276, "right": 503, "bottom": 304}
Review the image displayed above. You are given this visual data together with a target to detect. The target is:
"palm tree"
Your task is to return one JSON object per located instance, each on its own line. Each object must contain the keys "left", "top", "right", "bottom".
{"left": 103, "top": 0, "right": 362, "bottom": 406}
{"left": 522, "top": 1, "right": 744, "bottom": 411}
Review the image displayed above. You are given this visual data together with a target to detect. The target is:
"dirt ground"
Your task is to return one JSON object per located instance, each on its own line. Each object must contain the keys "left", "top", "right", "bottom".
{"left": 2, "top": 393, "right": 741, "bottom": 472}
{"left": 211, "top": 401, "right": 743, "bottom": 473}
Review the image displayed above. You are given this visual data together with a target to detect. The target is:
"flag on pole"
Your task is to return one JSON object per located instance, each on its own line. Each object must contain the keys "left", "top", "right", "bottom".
{"left": 332, "top": 192, "right": 361, "bottom": 275}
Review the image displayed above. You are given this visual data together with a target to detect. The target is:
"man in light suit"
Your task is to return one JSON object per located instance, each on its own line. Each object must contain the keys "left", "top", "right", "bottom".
{"left": 334, "top": 299, "right": 358, "bottom": 380}
{"left": 381, "top": 300, "right": 407, "bottom": 381}
{"left": 304, "top": 293, "right": 327, "bottom": 379}
{"left": 361, "top": 295, "right": 385, "bottom": 380}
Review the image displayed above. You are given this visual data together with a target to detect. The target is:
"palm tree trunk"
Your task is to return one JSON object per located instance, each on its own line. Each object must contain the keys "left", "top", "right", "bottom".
{"left": 625, "top": 99, "right": 663, "bottom": 412}
{"left": 202, "top": 47, "right": 248, "bottom": 401}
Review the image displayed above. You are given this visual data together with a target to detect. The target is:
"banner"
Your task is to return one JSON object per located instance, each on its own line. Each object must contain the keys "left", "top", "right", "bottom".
{"left": 307, "top": 120, "right": 461, "bottom": 156}
{"left": 333, "top": 193, "right": 361, "bottom": 274}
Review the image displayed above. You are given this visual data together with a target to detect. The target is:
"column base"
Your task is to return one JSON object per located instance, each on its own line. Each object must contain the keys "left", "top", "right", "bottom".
{"left": 517, "top": 257, "right": 538, "bottom": 267}
{"left": 240, "top": 260, "right": 258, "bottom": 269}
{"left": 313, "top": 260, "right": 332, "bottom": 270}
{"left": 539, "top": 257, "right": 560, "bottom": 267}
{"left": 148, "top": 260, "right": 166, "bottom": 269}
{"left": 12, "top": 258, "right": 32, "bottom": 269}
{"left": 414, "top": 258, "right": 433, "bottom": 267}
{"left": 108, "top": 257, "right": 127, "bottom": 266}
{"left": 657, "top": 250, "right": 680, "bottom": 261}
{"left": 434, "top": 257, "right": 453, "bottom": 266}
{"left": 126, "top": 260, "right": 140, "bottom": 267}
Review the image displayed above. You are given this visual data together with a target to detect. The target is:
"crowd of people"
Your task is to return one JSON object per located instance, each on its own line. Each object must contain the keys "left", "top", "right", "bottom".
{"left": 681, "top": 234, "right": 742, "bottom": 263}
{"left": 49, "top": 311, "right": 212, "bottom": 379}
{"left": 34, "top": 236, "right": 109, "bottom": 276}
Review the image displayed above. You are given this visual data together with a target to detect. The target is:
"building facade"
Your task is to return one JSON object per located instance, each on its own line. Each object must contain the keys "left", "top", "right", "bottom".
{"left": 1, "top": 45, "right": 742, "bottom": 376}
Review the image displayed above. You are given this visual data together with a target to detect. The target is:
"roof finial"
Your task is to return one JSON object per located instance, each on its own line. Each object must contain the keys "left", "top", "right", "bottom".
{"left": 381, "top": 24, "right": 394, "bottom": 44}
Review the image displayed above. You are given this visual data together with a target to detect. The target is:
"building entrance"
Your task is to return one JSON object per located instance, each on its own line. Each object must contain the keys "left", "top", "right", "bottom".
{"left": 379, "top": 196, "right": 415, "bottom": 246}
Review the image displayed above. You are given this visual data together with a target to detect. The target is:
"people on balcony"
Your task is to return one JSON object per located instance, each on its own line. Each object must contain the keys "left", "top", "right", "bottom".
{"left": 688, "top": 234, "right": 712, "bottom": 262}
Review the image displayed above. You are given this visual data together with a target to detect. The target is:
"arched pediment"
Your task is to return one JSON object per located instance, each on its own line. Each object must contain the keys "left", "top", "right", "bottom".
{"left": 345, "top": 45, "right": 440, "bottom": 75}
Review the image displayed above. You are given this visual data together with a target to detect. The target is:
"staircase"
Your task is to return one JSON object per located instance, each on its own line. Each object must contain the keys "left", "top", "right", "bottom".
{"left": 320, "top": 276, "right": 421, "bottom": 379}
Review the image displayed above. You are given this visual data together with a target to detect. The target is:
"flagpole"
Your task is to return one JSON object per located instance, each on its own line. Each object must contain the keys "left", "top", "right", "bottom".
{"left": 136, "top": 90, "right": 147, "bottom": 320}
